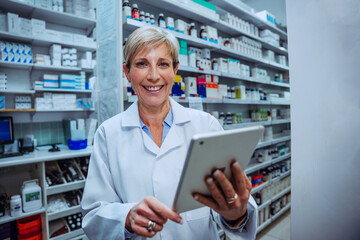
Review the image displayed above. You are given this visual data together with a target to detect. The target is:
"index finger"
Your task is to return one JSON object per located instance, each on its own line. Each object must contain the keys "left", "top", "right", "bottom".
{"left": 146, "top": 198, "right": 182, "bottom": 224}
{"left": 231, "top": 160, "right": 246, "bottom": 193}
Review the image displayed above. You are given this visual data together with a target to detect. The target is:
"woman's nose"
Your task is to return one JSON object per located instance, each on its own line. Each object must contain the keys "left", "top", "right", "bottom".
{"left": 147, "top": 65, "right": 160, "bottom": 81}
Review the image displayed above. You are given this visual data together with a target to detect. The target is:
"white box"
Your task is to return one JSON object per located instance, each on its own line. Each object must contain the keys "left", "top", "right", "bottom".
{"left": 7, "top": 13, "right": 19, "bottom": 34}
{"left": 217, "top": 58, "right": 228, "bottom": 73}
{"left": 45, "top": 29, "right": 60, "bottom": 42}
{"left": 0, "top": 13, "right": 7, "bottom": 32}
{"left": 19, "top": 17, "right": 32, "bottom": 36}
{"left": 178, "top": 54, "right": 188, "bottom": 66}
{"left": 201, "top": 48, "right": 211, "bottom": 60}
{"left": 166, "top": 17, "right": 174, "bottom": 31}
{"left": 31, "top": 18, "right": 46, "bottom": 37}
{"left": 0, "top": 51, "right": 8, "bottom": 61}
{"left": 184, "top": 77, "right": 197, "bottom": 96}
{"left": 59, "top": 32, "right": 73, "bottom": 44}
{"left": 175, "top": 19, "right": 186, "bottom": 34}
{"left": 73, "top": 34, "right": 86, "bottom": 45}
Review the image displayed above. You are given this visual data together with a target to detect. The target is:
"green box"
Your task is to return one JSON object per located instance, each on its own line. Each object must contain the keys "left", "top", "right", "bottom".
{"left": 192, "top": 0, "right": 216, "bottom": 11}
{"left": 179, "top": 48, "right": 188, "bottom": 55}
{"left": 178, "top": 39, "right": 188, "bottom": 48}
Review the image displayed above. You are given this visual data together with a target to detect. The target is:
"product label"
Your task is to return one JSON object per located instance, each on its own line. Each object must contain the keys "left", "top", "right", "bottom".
{"left": 26, "top": 192, "right": 40, "bottom": 202}
{"left": 159, "top": 19, "right": 166, "bottom": 28}
{"left": 132, "top": 11, "right": 140, "bottom": 20}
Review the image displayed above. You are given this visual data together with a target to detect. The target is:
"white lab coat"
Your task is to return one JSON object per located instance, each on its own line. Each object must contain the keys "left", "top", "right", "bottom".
{"left": 81, "top": 97, "right": 257, "bottom": 240}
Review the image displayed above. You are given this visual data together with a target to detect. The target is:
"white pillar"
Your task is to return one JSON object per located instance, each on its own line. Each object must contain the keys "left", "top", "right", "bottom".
{"left": 286, "top": 0, "right": 360, "bottom": 239}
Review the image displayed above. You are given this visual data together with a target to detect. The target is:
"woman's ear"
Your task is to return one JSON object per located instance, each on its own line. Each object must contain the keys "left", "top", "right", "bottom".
{"left": 173, "top": 62, "right": 179, "bottom": 75}
{"left": 123, "top": 64, "right": 131, "bottom": 82}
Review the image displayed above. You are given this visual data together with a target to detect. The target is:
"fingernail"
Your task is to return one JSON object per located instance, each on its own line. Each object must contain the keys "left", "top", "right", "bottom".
{"left": 194, "top": 195, "right": 199, "bottom": 200}
{"left": 207, "top": 178, "right": 213, "bottom": 184}
{"left": 214, "top": 170, "right": 220, "bottom": 176}
{"left": 233, "top": 161, "right": 240, "bottom": 166}
{"left": 176, "top": 217, "right": 182, "bottom": 224}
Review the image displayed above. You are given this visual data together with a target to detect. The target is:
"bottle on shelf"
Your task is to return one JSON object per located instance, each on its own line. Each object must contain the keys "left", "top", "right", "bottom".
{"left": 200, "top": 26, "right": 207, "bottom": 40}
{"left": 188, "top": 23, "right": 197, "bottom": 37}
{"left": 139, "top": 11, "right": 145, "bottom": 22}
{"left": 145, "top": 12, "right": 150, "bottom": 24}
{"left": 150, "top": 14, "right": 155, "bottom": 25}
{"left": 158, "top": 13, "right": 166, "bottom": 28}
{"left": 122, "top": 0, "right": 131, "bottom": 22}
{"left": 10, "top": 195, "right": 22, "bottom": 217}
{"left": 131, "top": 4, "right": 140, "bottom": 21}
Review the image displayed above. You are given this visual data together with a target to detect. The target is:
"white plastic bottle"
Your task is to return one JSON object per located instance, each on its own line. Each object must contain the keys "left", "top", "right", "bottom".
{"left": 10, "top": 195, "right": 22, "bottom": 217}
{"left": 21, "top": 179, "right": 43, "bottom": 212}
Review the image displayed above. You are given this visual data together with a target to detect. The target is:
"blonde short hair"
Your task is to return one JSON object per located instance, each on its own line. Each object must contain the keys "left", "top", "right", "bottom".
{"left": 123, "top": 27, "right": 179, "bottom": 69}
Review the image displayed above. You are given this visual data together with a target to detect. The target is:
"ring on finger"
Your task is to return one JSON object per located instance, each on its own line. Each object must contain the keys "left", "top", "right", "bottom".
{"left": 147, "top": 220, "right": 156, "bottom": 232}
{"left": 226, "top": 193, "right": 238, "bottom": 204}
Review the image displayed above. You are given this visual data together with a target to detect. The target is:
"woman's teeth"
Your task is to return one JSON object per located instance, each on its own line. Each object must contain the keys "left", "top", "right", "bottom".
{"left": 145, "top": 86, "right": 162, "bottom": 91}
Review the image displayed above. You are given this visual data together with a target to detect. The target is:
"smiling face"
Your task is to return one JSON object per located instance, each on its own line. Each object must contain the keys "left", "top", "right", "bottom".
{"left": 123, "top": 43, "right": 179, "bottom": 110}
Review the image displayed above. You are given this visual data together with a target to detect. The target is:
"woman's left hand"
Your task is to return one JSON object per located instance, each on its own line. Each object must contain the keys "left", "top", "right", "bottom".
{"left": 193, "top": 160, "right": 252, "bottom": 224}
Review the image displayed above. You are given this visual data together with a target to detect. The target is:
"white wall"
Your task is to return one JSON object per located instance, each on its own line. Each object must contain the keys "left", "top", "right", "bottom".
{"left": 286, "top": 0, "right": 360, "bottom": 239}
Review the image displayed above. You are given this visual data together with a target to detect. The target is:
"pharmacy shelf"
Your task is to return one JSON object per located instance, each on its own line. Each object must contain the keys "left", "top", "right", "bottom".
{"left": 0, "top": 31, "right": 96, "bottom": 52}
{"left": 256, "top": 140, "right": 272, "bottom": 149}
{"left": 217, "top": 46, "right": 267, "bottom": 65}
{"left": 270, "top": 100, "right": 291, "bottom": 105}
{"left": 138, "top": 0, "right": 219, "bottom": 25}
{"left": 0, "top": 108, "right": 36, "bottom": 112}
{"left": 214, "top": 20, "right": 288, "bottom": 56}
{"left": 251, "top": 181, "right": 269, "bottom": 194}
{"left": 221, "top": 72, "right": 270, "bottom": 85}
{"left": 50, "top": 228, "right": 84, "bottom": 240}
{"left": 272, "top": 186, "right": 291, "bottom": 203}
{"left": 272, "top": 153, "right": 291, "bottom": 165}
{"left": 257, "top": 199, "right": 271, "bottom": 211}
{"left": 224, "top": 120, "right": 270, "bottom": 130}
{"left": 0, "top": 208, "right": 46, "bottom": 225}
{"left": 0, "top": 61, "right": 90, "bottom": 72}
{"left": 268, "top": 62, "right": 289, "bottom": 71}
{"left": 223, "top": 99, "right": 271, "bottom": 105}
{"left": 0, "top": 147, "right": 92, "bottom": 168}
{"left": 271, "top": 203, "right": 291, "bottom": 222}
{"left": 0, "top": 89, "right": 35, "bottom": 94}
{"left": 208, "top": 0, "right": 288, "bottom": 40}
{"left": 270, "top": 81, "right": 290, "bottom": 88}
{"left": 257, "top": 218, "right": 272, "bottom": 233}
{"left": 35, "top": 108, "right": 95, "bottom": 112}
{"left": 178, "top": 65, "right": 221, "bottom": 76}
{"left": 245, "top": 153, "right": 291, "bottom": 175}
{"left": 46, "top": 181, "right": 86, "bottom": 196}
{"left": 0, "top": 60, "right": 33, "bottom": 70}
{"left": 224, "top": 119, "right": 290, "bottom": 131}
{"left": 271, "top": 171, "right": 291, "bottom": 185}
{"left": 35, "top": 89, "right": 92, "bottom": 93}
{"left": 271, "top": 135, "right": 291, "bottom": 145}
{"left": 33, "top": 64, "right": 82, "bottom": 72}
{"left": 271, "top": 119, "right": 291, "bottom": 125}
{"left": 124, "top": 19, "right": 219, "bottom": 49}
{"left": 47, "top": 206, "right": 81, "bottom": 221}
{"left": 0, "top": 0, "right": 96, "bottom": 30}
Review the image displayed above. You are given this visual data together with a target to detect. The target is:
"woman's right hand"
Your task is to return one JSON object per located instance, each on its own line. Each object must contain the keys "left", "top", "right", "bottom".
{"left": 125, "top": 196, "right": 182, "bottom": 238}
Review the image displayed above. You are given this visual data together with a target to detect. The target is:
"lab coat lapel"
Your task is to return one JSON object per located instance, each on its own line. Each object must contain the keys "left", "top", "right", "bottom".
{"left": 122, "top": 100, "right": 159, "bottom": 155}
{"left": 157, "top": 98, "right": 191, "bottom": 158}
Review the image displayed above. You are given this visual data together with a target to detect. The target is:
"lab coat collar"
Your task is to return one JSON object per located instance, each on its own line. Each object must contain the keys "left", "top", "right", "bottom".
{"left": 121, "top": 97, "right": 191, "bottom": 157}
{"left": 121, "top": 97, "right": 191, "bottom": 127}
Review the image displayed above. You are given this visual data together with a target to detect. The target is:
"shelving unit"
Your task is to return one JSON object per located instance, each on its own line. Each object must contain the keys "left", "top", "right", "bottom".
{"left": 0, "top": 1, "right": 96, "bottom": 239}
{"left": 0, "top": 208, "right": 46, "bottom": 225}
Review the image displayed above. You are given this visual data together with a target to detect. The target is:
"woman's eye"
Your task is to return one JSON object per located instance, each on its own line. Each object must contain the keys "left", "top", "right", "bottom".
{"left": 159, "top": 62, "right": 170, "bottom": 67}
{"left": 135, "top": 62, "right": 146, "bottom": 67}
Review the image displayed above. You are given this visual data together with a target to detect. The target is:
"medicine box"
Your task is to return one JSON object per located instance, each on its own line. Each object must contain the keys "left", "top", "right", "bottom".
{"left": 175, "top": 19, "right": 186, "bottom": 34}
{"left": 166, "top": 17, "right": 174, "bottom": 31}
{"left": 7, "top": 12, "right": 19, "bottom": 34}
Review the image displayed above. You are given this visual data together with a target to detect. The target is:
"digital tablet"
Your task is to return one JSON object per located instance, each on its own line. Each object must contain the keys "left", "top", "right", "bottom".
{"left": 172, "top": 125, "right": 264, "bottom": 213}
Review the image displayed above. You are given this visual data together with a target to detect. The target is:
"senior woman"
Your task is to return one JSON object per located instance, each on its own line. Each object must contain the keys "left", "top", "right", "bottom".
{"left": 81, "top": 27, "right": 257, "bottom": 240}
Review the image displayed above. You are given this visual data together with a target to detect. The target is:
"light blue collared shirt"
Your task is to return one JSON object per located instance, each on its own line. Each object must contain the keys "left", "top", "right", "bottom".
{"left": 139, "top": 108, "right": 173, "bottom": 144}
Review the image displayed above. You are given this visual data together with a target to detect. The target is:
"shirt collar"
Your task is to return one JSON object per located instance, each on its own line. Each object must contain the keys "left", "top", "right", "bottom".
{"left": 121, "top": 97, "right": 190, "bottom": 127}
{"left": 139, "top": 107, "right": 173, "bottom": 129}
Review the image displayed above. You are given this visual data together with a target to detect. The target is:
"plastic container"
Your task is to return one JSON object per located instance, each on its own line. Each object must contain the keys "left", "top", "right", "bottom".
{"left": 21, "top": 180, "right": 42, "bottom": 213}
{"left": 10, "top": 195, "right": 22, "bottom": 217}
{"left": 67, "top": 139, "right": 87, "bottom": 150}
{"left": 17, "top": 215, "right": 41, "bottom": 238}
